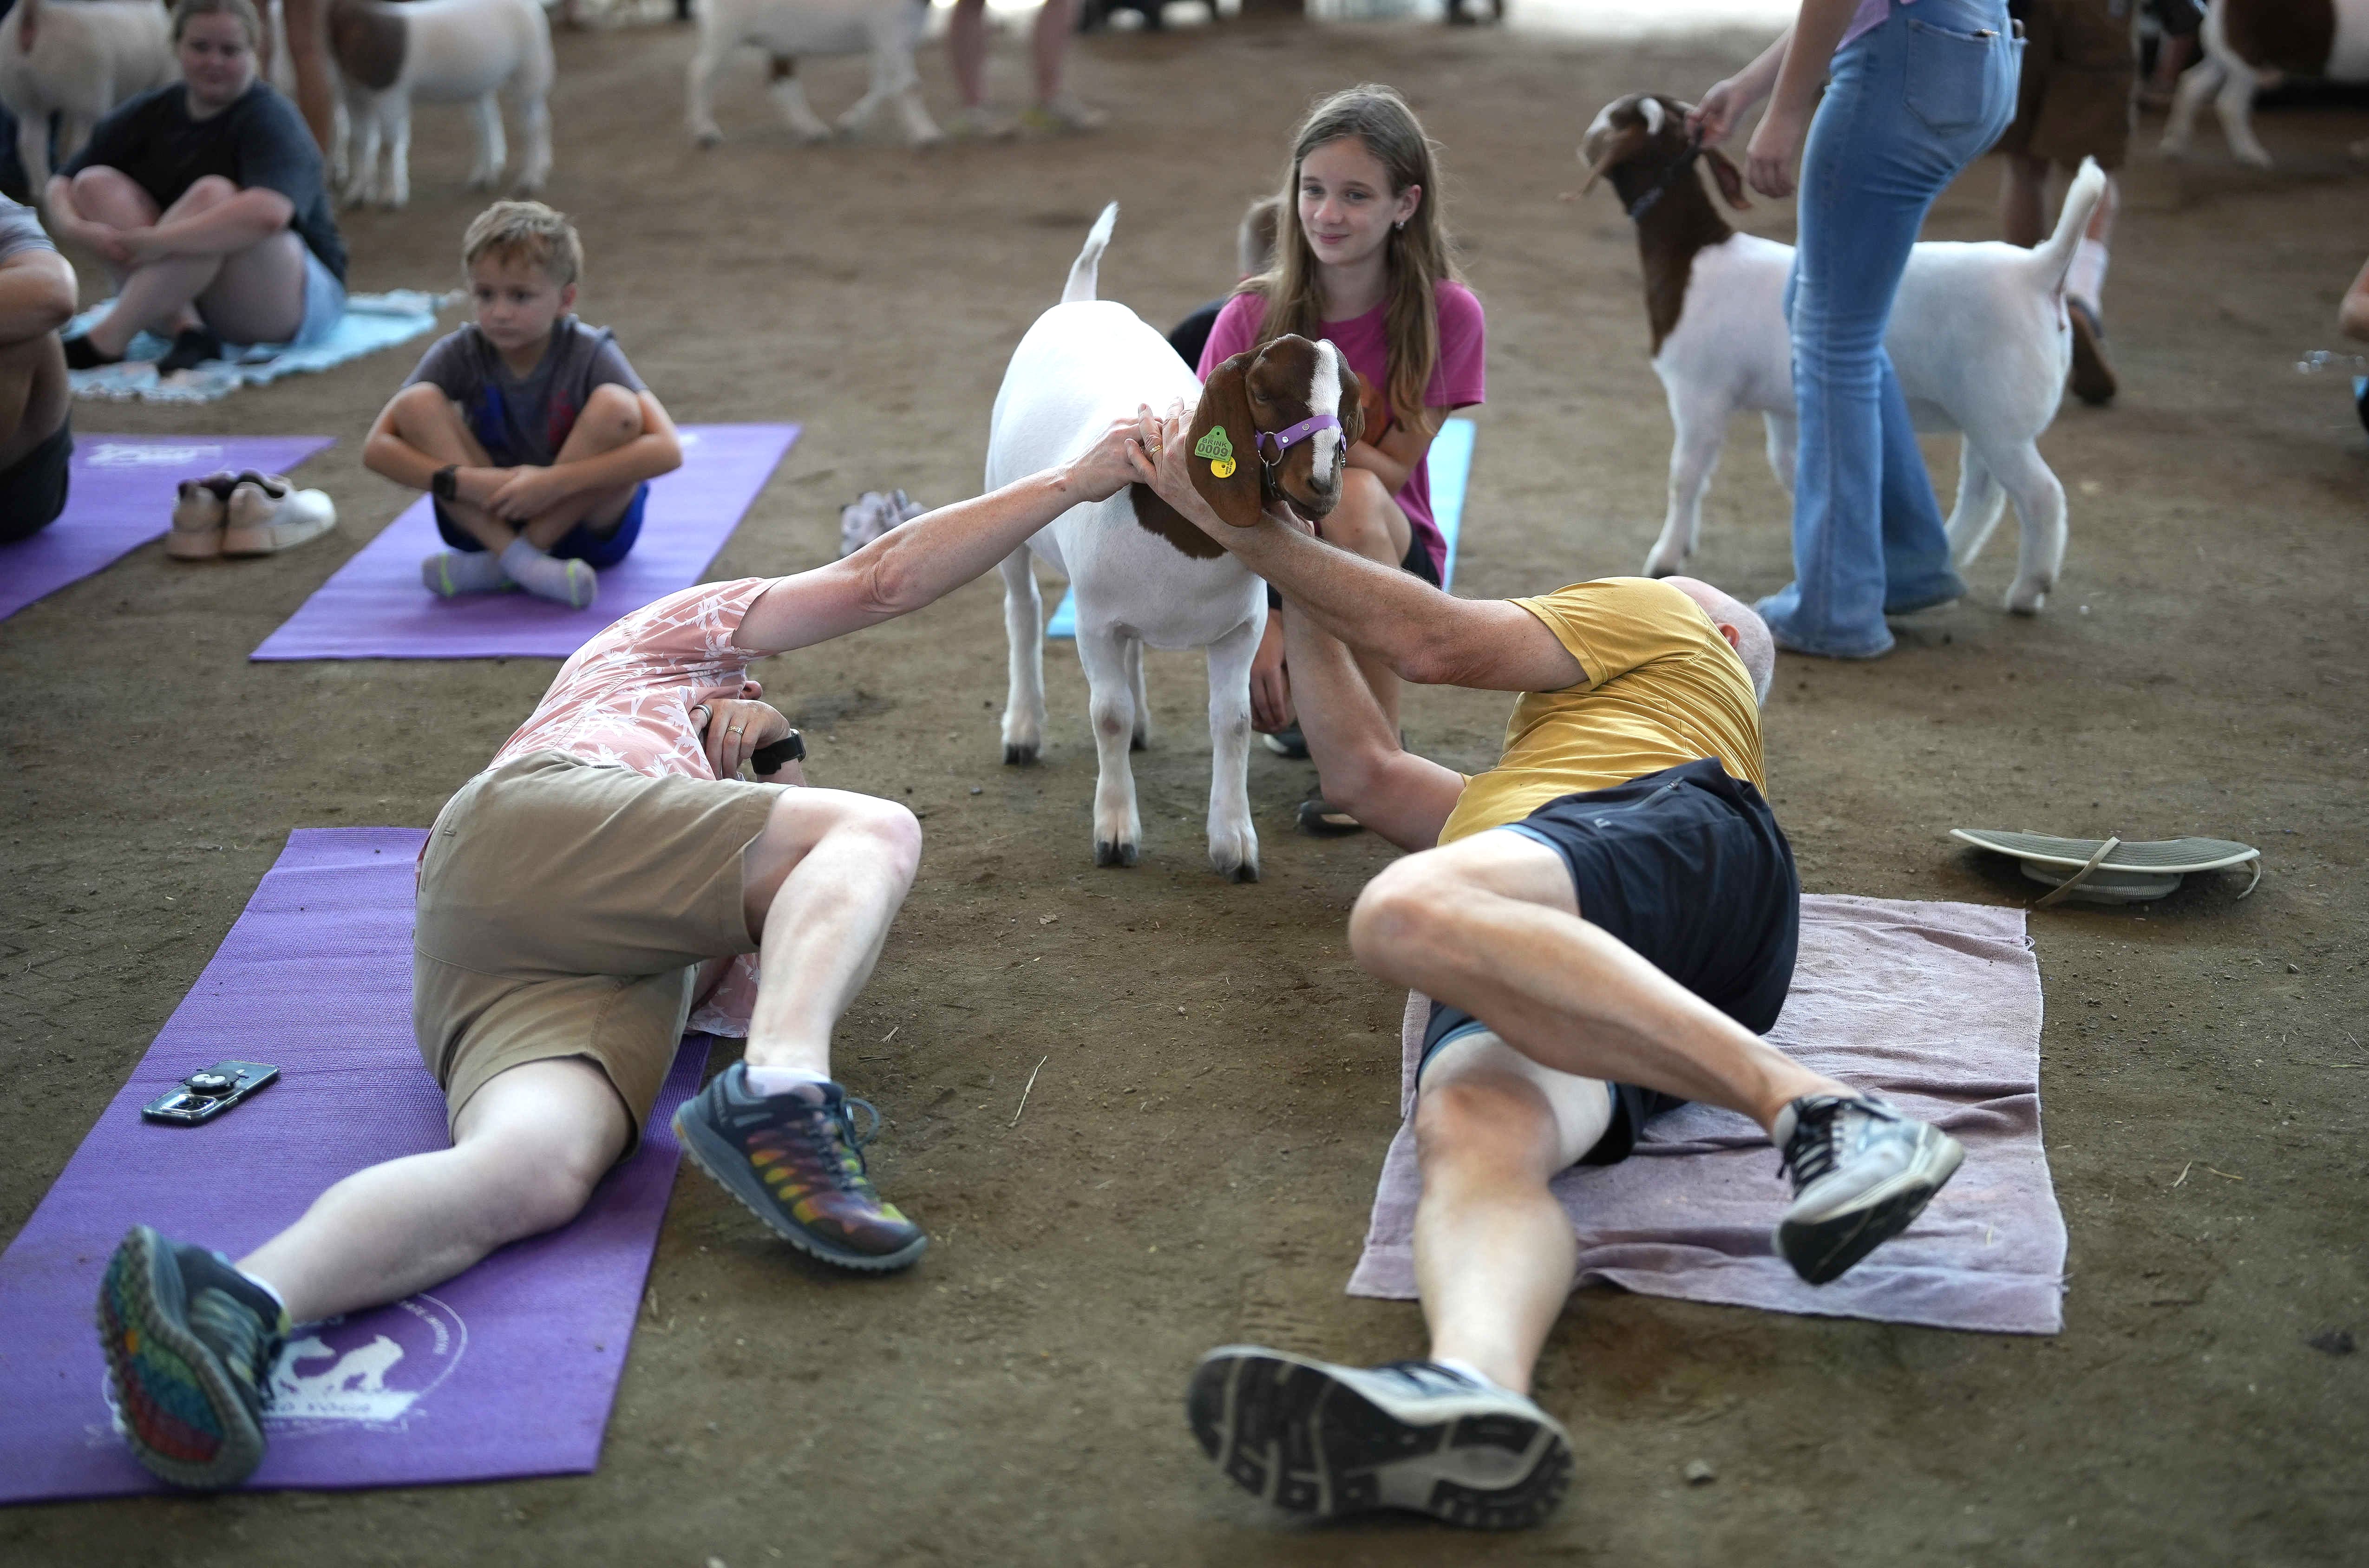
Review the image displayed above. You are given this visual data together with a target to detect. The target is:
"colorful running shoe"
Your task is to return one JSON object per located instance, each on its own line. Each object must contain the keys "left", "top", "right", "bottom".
{"left": 1773, "top": 1092, "right": 1965, "bottom": 1285}
{"left": 95, "top": 1225, "right": 288, "bottom": 1490}
{"left": 673, "top": 1064, "right": 926, "bottom": 1271}
{"left": 1187, "top": 1346, "right": 1573, "bottom": 1529}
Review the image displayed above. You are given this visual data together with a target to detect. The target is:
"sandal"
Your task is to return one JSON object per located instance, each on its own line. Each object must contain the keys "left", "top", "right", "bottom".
{"left": 1296, "top": 797, "right": 1364, "bottom": 837}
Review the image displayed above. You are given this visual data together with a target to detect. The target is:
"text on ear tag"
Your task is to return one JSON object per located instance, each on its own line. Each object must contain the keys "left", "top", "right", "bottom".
{"left": 1193, "top": 426, "right": 1235, "bottom": 467}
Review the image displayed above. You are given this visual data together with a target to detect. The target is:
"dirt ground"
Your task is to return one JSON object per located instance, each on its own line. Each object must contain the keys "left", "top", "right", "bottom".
{"left": 4, "top": 13, "right": 2366, "bottom": 1566}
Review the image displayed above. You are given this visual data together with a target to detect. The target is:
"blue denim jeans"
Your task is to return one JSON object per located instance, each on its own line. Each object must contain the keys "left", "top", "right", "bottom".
{"left": 1756, "top": 0, "right": 2021, "bottom": 658}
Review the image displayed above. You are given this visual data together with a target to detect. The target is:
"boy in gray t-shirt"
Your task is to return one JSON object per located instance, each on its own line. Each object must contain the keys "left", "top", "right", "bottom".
{"left": 363, "top": 201, "right": 682, "bottom": 608}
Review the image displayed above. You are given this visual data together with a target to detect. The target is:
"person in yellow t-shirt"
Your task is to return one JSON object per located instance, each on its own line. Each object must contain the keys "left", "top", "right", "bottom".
{"left": 1129, "top": 408, "right": 1968, "bottom": 1532}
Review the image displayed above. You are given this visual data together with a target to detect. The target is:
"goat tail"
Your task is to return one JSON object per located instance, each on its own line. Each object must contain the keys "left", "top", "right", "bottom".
{"left": 2030, "top": 157, "right": 2106, "bottom": 293}
{"left": 1060, "top": 202, "right": 1119, "bottom": 305}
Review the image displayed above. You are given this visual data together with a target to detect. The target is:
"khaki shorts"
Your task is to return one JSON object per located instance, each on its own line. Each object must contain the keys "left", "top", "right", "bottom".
{"left": 1998, "top": 0, "right": 2136, "bottom": 169}
{"left": 413, "top": 751, "right": 783, "bottom": 1145}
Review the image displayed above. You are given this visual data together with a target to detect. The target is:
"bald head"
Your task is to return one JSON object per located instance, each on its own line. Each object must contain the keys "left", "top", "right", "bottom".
{"left": 1664, "top": 576, "right": 1773, "bottom": 706}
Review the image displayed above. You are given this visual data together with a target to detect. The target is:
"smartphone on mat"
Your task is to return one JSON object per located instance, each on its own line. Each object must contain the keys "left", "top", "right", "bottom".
{"left": 141, "top": 1062, "right": 279, "bottom": 1125}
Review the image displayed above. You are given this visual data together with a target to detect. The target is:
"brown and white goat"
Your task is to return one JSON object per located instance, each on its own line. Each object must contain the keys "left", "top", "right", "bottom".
{"left": 1583, "top": 92, "right": 2102, "bottom": 615}
{"left": 988, "top": 203, "right": 1363, "bottom": 878}
{"left": 2161, "top": 0, "right": 2369, "bottom": 168}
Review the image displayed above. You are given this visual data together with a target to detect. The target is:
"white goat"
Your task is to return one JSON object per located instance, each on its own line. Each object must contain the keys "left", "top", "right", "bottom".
{"left": 1583, "top": 93, "right": 2103, "bottom": 615}
{"left": 325, "top": 0, "right": 552, "bottom": 209}
{"left": 686, "top": 0, "right": 938, "bottom": 149}
{"left": 2161, "top": 0, "right": 2369, "bottom": 169}
{"left": 0, "top": 0, "right": 175, "bottom": 189}
{"left": 989, "top": 204, "right": 1364, "bottom": 878}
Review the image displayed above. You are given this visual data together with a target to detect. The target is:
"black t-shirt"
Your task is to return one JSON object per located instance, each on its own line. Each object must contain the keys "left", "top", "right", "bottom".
{"left": 63, "top": 83, "right": 346, "bottom": 283}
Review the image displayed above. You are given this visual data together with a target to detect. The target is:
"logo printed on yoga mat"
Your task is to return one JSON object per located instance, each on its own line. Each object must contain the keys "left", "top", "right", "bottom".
{"left": 266, "top": 1295, "right": 467, "bottom": 1431}
{"left": 85, "top": 443, "right": 226, "bottom": 468}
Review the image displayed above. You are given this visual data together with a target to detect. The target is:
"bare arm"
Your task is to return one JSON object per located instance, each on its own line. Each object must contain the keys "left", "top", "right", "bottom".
{"left": 731, "top": 414, "right": 1144, "bottom": 656}
{"left": 2342, "top": 257, "right": 2369, "bottom": 342}
{"left": 1279, "top": 600, "right": 1466, "bottom": 851}
{"left": 0, "top": 247, "right": 77, "bottom": 344}
{"left": 1349, "top": 408, "right": 1448, "bottom": 495}
{"left": 133, "top": 188, "right": 295, "bottom": 258}
{"left": 1130, "top": 406, "right": 1583, "bottom": 693}
{"left": 1689, "top": 27, "right": 1793, "bottom": 144}
{"left": 1747, "top": 0, "right": 1862, "bottom": 198}
{"left": 512, "top": 389, "right": 684, "bottom": 501}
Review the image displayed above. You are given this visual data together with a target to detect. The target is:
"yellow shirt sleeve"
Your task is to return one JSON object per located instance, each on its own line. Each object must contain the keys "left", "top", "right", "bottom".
{"left": 1511, "top": 578, "right": 1715, "bottom": 691}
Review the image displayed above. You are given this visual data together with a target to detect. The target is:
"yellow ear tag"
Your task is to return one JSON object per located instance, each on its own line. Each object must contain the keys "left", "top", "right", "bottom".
{"left": 1210, "top": 457, "right": 1237, "bottom": 479}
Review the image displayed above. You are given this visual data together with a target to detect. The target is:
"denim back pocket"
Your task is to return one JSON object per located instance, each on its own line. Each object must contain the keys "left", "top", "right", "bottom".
{"left": 1903, "top": 14, "right": 2006, "bottom": 135}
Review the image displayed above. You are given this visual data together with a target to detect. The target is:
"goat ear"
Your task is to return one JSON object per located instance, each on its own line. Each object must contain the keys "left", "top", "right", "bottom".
{"left": 1333, "top": 347, "right": 1367, "bottom": 452}
{"left": 1188, "top": 352, "right": 1263, "bottom": 529}
{"left": 1703, "top": 147, "right": 1752, "bottom": 210}
{"left": 1579, "top": 121, "right": 1649, "bottom": 194}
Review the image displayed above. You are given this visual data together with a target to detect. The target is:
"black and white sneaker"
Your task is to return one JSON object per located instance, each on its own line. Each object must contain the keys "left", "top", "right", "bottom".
{"left": 1186, "top": 1346, "right": 1572, "bottom": 1529}
{"left": 1773, "top": 1093, "right": 1964, "bottom": 1285}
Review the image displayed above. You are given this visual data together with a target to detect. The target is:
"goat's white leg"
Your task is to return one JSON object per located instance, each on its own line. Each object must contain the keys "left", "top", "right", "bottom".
{"left": 1972, "top": 438, "right": 2066, "bottom": 614}
{"left": 2160, "top": 56, "right": 2220, "bottom": 157}
{"left": 1075, "top": 624, "right": 1142, "bottom": 868}
{"left": 998, "top": 549, "right": 1047, "bottom": 765}
{"left": 512, "top": 91, "right": 551, "bottom": 193}
{"left": 837, "top": 50, "right": 897, "bottom": 137}
{"left": 14, "top": 113, "right": 48, "bottom": 191}
{"left": 346, "top": 101, "right": 384, "bottom": 207}
{"left": 1644, "top": 390, "right": 1728, "bottom": 577}
{"left": 685, "top": 34, "right": 729, "bottom": 145}
{"left": 1126, "top": 634, "right": 1148, "bottom": 751}
{"left": 382, "top": 99, "right": 412, "bottom": 208}
{"left": 1943, "top": 435, "right": 2009, "bottom": 568}
{"left": 770, "top": 71, "right": 835, "bottom": 143}
{"left": 1203, "top": 615, "right": 1261, "bottom": 884}
{"left": 328, "top": 98, "right": 351, "bottom": 190}
{"left": 1763, "top": 410, "right": 1798, "bottom": 495}
{"left": 467, "top": 93, "right": 506, "bottom": 188}
{"left": 2212, "top": 61, "right": 2273, "bottom": 168}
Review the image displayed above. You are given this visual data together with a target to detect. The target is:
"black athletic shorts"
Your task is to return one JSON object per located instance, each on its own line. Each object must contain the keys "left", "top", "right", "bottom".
{"left": 1418, "top": 757, "right": 1800, "bottom": 1166}
{"left": 0, "top": 418, "right": 72, "bottom": 543}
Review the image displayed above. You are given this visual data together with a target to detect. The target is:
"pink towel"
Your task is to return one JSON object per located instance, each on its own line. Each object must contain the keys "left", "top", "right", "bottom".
{"left": 1347, "top": 895, "right": 2065, "bottom": 1335}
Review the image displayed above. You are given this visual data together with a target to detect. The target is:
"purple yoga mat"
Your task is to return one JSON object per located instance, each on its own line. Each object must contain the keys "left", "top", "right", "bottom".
{"left": 0, "top": 828, "right": 704, "bottom": 1503}
{"left": 1349, "top": 895, "right": 2068, "bottom": 1335}
{"left": 0, "top": 434, "right": 334, "bottom": 622}
{"left": 250, "top": 424, "right": 797, "bottom": 661}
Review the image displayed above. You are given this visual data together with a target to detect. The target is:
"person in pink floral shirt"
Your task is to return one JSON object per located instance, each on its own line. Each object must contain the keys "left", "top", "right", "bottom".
{"left": 94, "top": 415, "right": 1149, "bottom": 1491}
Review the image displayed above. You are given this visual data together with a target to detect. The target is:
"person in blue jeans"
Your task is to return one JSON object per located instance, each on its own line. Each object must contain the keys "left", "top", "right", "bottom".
{"left": 1693, "top": 0, "right": 2021, "bottom": 659}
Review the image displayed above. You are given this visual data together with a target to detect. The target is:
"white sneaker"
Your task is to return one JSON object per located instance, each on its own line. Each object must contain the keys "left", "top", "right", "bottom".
{"left": 1187, "top": 1346, "right": 1572, "bottom": 1529}
{"left": 947, "top": 105, "right": 1018, "bottom": 140}
{"left": 167, "top": 472, "right": 235, "bottom": 561}
{"left": 1772, "top": 1092, "right": 1964, "bottom": 1284}
{"left": 221, "top": 476, "right": 336, "bottom": 557}
{"left": 1021, "top": 96, "right": 1106, "bottom": 134}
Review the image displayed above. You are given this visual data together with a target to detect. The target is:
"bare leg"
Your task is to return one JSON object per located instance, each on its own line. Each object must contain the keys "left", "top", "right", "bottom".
{"left": 1412, "top": 1036, "right": 1611, "bottom": 1392}
{"left": 82, "top": 177, "right": 307, "bottom": 354}
{"left": 236, "top": 1057, "right": 630, "bottom": 1324}
{"left": 1348, "top": 830, "right": 1847, "bottom": 1129}
{"left": 1998, "top": 150, "right": 2049, "bottom": 249}
{"left": 517, "top": 381, "right": 643, "bottom": 549}
{"left": 281, "top": 0, "right": 339, "bottom": 152}
{"left": 1031, "top": 0, "right": 1075, "bottom": 106}
{"left": 735, "top": 787, "right": 924, "bottom": 1076}
{"left": 0, "top": 331, "right": 68, "bottom": 472}
{"left": 949, "top": 0, "right": 989, "bottom": 109}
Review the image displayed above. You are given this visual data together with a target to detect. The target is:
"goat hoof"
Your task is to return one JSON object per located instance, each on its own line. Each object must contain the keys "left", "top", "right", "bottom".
{"left": 1001, "top": 742, "right": 1039, "bottom": 766}
{"left": 1129, "top": 730, "right": 1148, "bottom": 753}
{"left": 1228, "top": 861, "right": 1260, "bottom": 884}
{"left": 694, "top": 130, "right": 722, "bottom": 149}
{"left": 2005, "top": 584, "right": 2048, "bottom": 616}
{"left": 1094, "top": 839, "right": 1139, "bottom": 869}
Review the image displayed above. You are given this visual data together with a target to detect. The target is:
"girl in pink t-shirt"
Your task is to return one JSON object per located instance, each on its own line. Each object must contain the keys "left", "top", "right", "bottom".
{"left": 1196, "top": 84, "right": 1486, "bottom": 832}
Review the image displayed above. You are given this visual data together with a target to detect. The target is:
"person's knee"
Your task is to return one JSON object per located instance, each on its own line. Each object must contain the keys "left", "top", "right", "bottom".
{"left": 835, "top": 795, "right": 923, "bottom": 886}
{"left": 1325, "top": 469, "right": 1395, "bottom": 556}
{"left": 183, "top": 175, "right": 241, "bottom": 206}
{"left": 573, "top": 383, "right": 643, "bottom": 451}
{"left": 388, "top": 380, "right": 452, "bottom": 430}
{"left": 1414, "top": 1073, "right": 1554, "bottom": 1184}
{"left": 464, "top": 1125, "right": 612, "bottom": 1239}
{"left": 1348, "top": 856, "right": 1456, "bottom": 973}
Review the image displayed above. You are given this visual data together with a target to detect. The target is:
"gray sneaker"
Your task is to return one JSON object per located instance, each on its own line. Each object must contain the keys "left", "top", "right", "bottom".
{"left": 1772, "top": 1093, "right": 1964, "bottom": 1284}
{"left": 1186, "top": 1346, "right": 1572, "bottom": 1529}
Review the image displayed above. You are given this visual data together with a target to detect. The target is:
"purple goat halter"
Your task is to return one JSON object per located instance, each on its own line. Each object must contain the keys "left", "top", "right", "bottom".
{"left": 1256, "top": 412, "right": 1341, "bottom": 463}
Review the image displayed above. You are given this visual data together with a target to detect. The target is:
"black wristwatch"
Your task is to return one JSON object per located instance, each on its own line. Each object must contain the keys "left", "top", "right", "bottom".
{"left": 750, "top": 730, "right": 806, "bottom": 776}
{"left": 431, "top": 464, "right": 459, "bottom": 503}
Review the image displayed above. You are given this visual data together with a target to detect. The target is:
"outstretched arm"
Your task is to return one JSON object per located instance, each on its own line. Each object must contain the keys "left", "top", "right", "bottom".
{"left": 733, "top": 413, "right": 1145, "bottom": 655}
{"left": 1128, "top": 407, "right": 1583, "bottom": 694}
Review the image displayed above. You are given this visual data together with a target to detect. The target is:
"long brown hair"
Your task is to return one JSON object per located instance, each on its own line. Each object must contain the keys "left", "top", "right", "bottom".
{"left": 1241, "top": 85, "right": 1461, "bottom": 437}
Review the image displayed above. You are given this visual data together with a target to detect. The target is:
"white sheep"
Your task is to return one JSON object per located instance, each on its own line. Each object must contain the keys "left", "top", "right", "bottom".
{"left": 0, "top": 0, "right": 176, "bottom": 189}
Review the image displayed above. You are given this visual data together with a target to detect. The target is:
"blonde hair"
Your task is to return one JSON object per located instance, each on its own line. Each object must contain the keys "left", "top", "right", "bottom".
{"left": 171, "top": 0, "right": 263, "bottom": 46}
{"left": 461, "top": 201, "right": 584, "bottom": 289}
{"left": 1240, "top": 85, "right": 1461, "bottom": 435}
{"left": 1237, "top": 194, "right": 1282, "bottom": 279}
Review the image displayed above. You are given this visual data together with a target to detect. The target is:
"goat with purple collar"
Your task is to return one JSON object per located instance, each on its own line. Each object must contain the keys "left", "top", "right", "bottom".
{"left": 987, "top": 203, "right": 1365, "bottom": 879}
{"left": 1583, "top": 91, "right": 2102, "bottom": 616}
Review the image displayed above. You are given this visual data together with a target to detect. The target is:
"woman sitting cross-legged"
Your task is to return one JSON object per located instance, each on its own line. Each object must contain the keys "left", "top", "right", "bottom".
{"left": 43, "top": 0, "right": 346, "bottom": 375}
